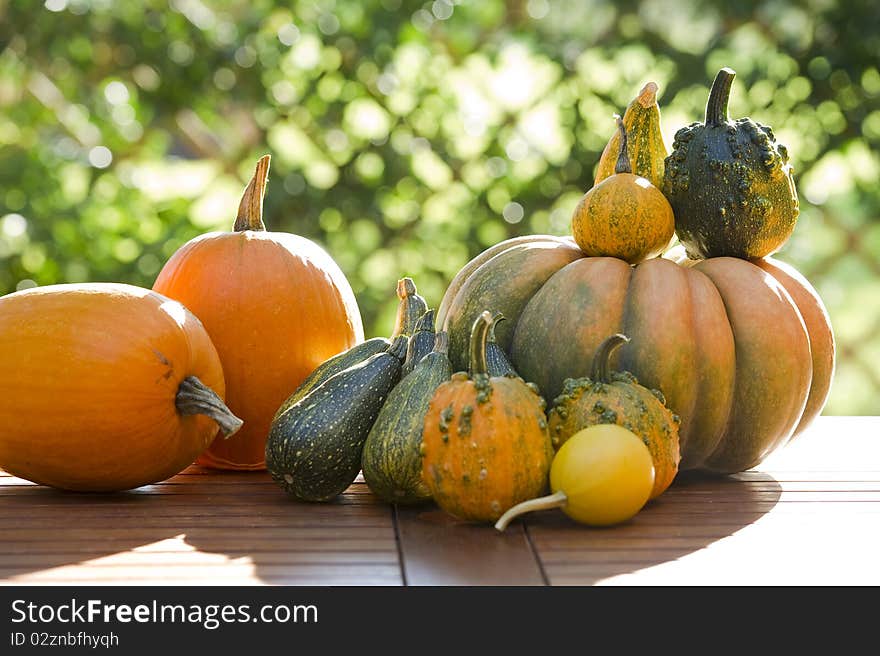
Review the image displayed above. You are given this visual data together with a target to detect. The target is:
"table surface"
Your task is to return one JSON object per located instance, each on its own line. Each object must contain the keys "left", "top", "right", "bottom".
{"left": 1, "top": 415, "right": 877, "bottom": 586}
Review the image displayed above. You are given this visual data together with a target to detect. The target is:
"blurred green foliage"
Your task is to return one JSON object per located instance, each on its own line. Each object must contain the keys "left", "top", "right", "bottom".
{"left": 1, "top": 0, "right": 878, "bottom": 414}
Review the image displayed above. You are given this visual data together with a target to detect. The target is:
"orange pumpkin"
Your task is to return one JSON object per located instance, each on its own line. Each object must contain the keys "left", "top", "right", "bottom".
{"left": 0, "top": 283, "right": 241, "bottom": 492}
{"left": 153, "top": 155, "right": 363, "bottom": 470}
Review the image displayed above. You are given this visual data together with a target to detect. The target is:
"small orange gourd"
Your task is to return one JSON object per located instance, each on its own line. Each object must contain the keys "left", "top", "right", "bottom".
{"left": 572, "top": 116, "right": 675, "bottom": 264}
{"left": 0, "top": 283, "right": 242, "bottom": 492}
{"left": 153, "top": 155, "right": 364, "bottom": 470}
{"left": 421, "top": 311, "right": 554, "bottom": 523}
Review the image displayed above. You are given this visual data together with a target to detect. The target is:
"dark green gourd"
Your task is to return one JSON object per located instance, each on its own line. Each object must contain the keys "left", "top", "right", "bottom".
{"left": 401, "top": 309, "right": 436, "bottom": 378}
{"left": 274, "top": 277, "right": 425, "bottom": 415}
{"left": 664, "top": 67, "right": 799, "bottom": 260}
{"left": 362, "top": 331, "right": 453, "bottom": 505}
{"left": 485, "top": 312, "right": 518, "bottom": 377}
{"left": 266, "top": 335, "right": 408, "bottom": 502}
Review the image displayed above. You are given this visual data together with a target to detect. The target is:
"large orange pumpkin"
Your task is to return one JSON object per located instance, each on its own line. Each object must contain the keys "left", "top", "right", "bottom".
{"left": 0, "top": 283, "right": 241, "bottom": 492}
{"left": 439, "top": 236, "right": 835, "bottom": 474}
{"left": 153, "top": 155, "right": 363, "bottom": 470}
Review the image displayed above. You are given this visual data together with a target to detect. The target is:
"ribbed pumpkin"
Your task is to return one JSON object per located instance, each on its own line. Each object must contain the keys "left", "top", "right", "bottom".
{"left": 548, "top": 334, "right": 681, "bottom": 499}
{"left": 594, "top": 81, "right": 668, "bottom": 189}
{"left": 572, "top": 116, "right": 675, "bottom": 264}
{"left": 421, "top": 311, "right": 554, "bottom": 522}
{"left": 0, "top": 283, "right": 241, "bottom": 492}
{"left": 438, "top": 236, "right": 835, "bottom": 474}
{"left": 153, "top": 155, "right": 363, "bottom": 470}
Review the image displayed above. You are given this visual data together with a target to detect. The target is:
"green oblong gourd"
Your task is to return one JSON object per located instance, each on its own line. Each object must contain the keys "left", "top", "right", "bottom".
{"left": 663, "top": 67, "right": 799, "bottom": 259}
{"left": 401, "top": 309, "right": 436, "bottom": 378}
{"left": 274, "top": 277, "right": 424, "bottom": 415}
{"left": 266, "top": 335, "right": 408, "bottom": 502}
{"left": 362, "top": 331, "right": 453, "bottom": 505}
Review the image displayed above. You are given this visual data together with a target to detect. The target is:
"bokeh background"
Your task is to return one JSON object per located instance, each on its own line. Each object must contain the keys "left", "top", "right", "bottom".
{"left": 1, "top": 0, "right": 878, "bottom": 414}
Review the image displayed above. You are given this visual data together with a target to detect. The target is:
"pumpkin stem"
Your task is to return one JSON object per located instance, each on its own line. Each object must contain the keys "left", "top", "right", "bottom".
{"left": 705, "top": 67, "right": 736, "bottom": 127}
{"left": 613, "top": 115, "right": 632, "bottom": 175}
{"left": 636, "top": 81, "right": 659, "bottom": 109}
{"left": 175, "top": 376, "right": 244, "bottom": 438}
{"left": 468, "top": 310, "right": 494, "bottom": 377}
{"left": 234, "top": 154, "right": 270, "bottom": 232}
{"left": 494, "top": 490, "right": 568, "bottom": 531}
{"left": 590, "top": 334, "right": 630, "bottom": 383}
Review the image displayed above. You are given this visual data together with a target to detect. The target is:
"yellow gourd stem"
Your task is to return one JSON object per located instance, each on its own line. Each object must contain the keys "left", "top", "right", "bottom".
{"left": 234, "top": 154, "right": 270, "bottom": 232}
{"left": 175, "top": 376, "right": 244, "bottom": 438}
{"left": 613, "top": 115, "right": 632, "bottom": 175}
{"left": 494, "top": 490, "right": 568, "bottom": 531}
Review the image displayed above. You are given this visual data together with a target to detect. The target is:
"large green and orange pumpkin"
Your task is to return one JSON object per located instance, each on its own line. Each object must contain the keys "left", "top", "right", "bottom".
{"left": 153, "top": 155, "right": 363, "bottom": 470}
{"left": 437, "top": 235, "right": 834, "bottom": 474}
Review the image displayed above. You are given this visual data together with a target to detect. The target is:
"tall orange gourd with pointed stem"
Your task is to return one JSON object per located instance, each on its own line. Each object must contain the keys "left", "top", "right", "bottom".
{"left": 153, "top": 155, "right": 364, "bottom": 470}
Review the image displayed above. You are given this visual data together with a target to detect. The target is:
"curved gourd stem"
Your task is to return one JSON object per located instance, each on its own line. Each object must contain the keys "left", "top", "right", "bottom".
{"left": 613, "top": 115, "right": 632, "bottom": 175}
{"left": 495, "top": 490, "right": 568, "bottom": 531}
{"left": 468, "top": 310, "right": 494, "bottom": 376}
{"left": 590, "top": 333, "right": 630, "bottom": 383}
{"left": 488, "top": 311, "right": 505, "bottom": 344}
{"left": 234, "top": 154, "right": 270, "bottom": 232}
{"left": 636, "top": 81, "right": 658, "bottom": 109}
{"left": 176, "top": 376, "right": 244, "bottom": 438}
{"left": 705, "top": 67, "right": 736, "bottom": 127}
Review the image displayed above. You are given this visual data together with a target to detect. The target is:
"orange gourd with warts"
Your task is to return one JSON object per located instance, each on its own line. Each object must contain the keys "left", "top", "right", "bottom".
{"left": 421, "top": 311, "right": 554, "bottom": 523}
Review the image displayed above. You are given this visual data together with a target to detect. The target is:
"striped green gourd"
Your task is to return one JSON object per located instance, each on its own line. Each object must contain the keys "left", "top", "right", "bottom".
{"left": 362, "top": 331, "right": 453, "bottom": 505}
{"left": 266, "top": 335, "right": 408, "bottom": 502}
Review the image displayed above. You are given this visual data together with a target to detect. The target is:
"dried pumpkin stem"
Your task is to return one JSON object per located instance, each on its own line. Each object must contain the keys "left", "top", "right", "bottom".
{"left": 233, "top": 154, "right": 270, "bottom": 232}
{"left": 494, "top": 490, "right": 568, "bottom": 531}
{"left": 176, "top": 376, "right": 244, "bottom": 438}
{"left": 468, "top": 310, "right": 494, "bottom": 376}
{"left": 590, "top": 333, "right": 630, "bottom": 383}
{"left": 705, "top": 67, "right": 735, "bottom": 127}
{"left": 613, "top": 115, "right": 632, "bottom": 175}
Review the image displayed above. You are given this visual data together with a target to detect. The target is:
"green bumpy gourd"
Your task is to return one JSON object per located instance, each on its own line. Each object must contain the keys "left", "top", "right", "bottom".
{"left": 663, "top": 67, "right": 799, "bottom": 260}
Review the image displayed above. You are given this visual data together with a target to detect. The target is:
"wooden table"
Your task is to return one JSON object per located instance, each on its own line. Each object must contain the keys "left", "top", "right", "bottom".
{"left": 1, "top": 416, "right": 877, "bottom": 586}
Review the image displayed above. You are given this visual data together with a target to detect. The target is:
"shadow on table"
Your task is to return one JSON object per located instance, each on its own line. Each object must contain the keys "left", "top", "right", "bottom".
{"left": 0, "top": 469, "right": 400, "bottom": 585}
{"left": 522, "top": 470, "right": 782, "bottom": 585}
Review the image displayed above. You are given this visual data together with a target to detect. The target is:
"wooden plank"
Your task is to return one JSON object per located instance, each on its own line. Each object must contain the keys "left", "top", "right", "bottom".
{"left": 395, "top": 505, "right": 546, "bottom": 586}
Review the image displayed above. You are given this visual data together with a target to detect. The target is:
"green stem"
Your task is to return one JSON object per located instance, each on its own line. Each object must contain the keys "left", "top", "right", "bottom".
{"left": 613, "top": 114, "right": 631, "bottom": 175}
{"left": 705, "top": 67, "right": 736, "bottom": 127}
{"left": 494, "top": 490, "right": 568, "bottom": 531}
{"left": 233, "top": 155, "right": 270, "bottom": 232}
{"left": 590, "top": 334, "right": 630, "bottom": 383}
{"left": 175, "top": 376, "right": 244, "bottom": 438}
{"left": 467, "top": 310, "right": 494, "bottom": 376}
